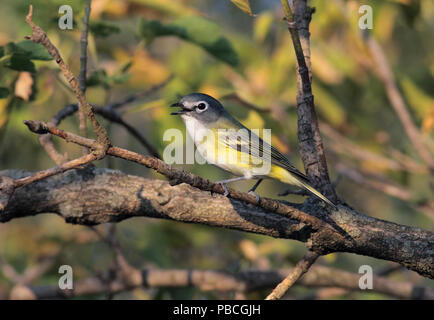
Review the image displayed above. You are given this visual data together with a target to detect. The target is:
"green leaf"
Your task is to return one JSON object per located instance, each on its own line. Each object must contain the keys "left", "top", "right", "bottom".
{"left": 3, "top": 42, "right": 23, "bottom": 56}
{"left": 15, "top": 40, "right": 53, "bottom": 61}
{"left": 0, "top": 41, "right": 51, "bottom": 73}
{"left": 90, "top": 21, "right": 121, "bottom": 38}
{"left": 138, "top": 16, "right": 239, "bottom": 67}
{"left": 120, "top": 61, "right": 133, "bottom": 73}
{"left": 86, "top": 68, "right": 131, "bottom": 88}
{"left": 2, "top": 54, "right": 36, "bottom": 73}
{"left": 0, "top": 87, "right": 9, "bottom": 99}
{"left": 230, "top": 0, "right": 254, "bottom": 16}
{"left": 86, "top": 69, "right": 109, "bottom": 87}
{"left": 138, "top": 19, "right": 185, "bottom": 42}
{"left": 111, "top": 73, "right": 132, "bottom": 85}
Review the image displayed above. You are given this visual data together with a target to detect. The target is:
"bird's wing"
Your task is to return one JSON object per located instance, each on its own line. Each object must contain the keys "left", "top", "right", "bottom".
{"left": 216, "top": 116, "right": 309, "bottom": 182}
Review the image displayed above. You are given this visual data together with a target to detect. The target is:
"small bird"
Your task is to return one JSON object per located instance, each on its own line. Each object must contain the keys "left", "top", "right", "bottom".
{"left": 171, "top": 93, "right": 335, "bottom": 208}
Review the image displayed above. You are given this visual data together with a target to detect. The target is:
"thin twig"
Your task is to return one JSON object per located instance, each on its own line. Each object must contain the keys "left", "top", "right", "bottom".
{"left": 38, "top": 77, "right": 169, "bottom": 163}
{"left": 0, "top": 254, "right": 58, "bottom": 285}
{"left": 78, "top": 0, "right": 92, "bottom": 154}
{"left": 25, "top": 5, "right": 109, "bottom": 158}
{"left": 265, "top": 250, "right": 320, "bottom": 300}
{"left": 43, "top": 103, "right": 161, "bottom": 158}
{"left": 38, "top": 133, "right": 68, "bottom": 165}
{"left": 281, "top": 0, "right": 336, "bottom": 202}
{"left": 94, "top": 106, "right": 161, "bottom": 158}
{"left": 14, "top": 153, "right": 96, "bottom": 189}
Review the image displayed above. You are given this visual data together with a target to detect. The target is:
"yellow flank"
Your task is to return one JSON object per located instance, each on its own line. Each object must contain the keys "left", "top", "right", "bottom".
{"left": 269, "top": 165, "right": 302, "bottom": 186}
{"left": 195, "top": 127, "right": 335, "bottom": 207}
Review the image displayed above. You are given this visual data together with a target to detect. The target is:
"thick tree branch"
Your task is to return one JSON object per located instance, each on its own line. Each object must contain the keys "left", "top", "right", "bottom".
{"left": 1, "top": 168, "right": 433, "bottom": 279}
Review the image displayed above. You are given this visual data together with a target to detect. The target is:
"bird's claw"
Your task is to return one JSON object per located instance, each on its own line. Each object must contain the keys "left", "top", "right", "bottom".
{"left": 218, "top": 182, "right": 229, "bottom": 197}
{"left": 248, "top": 191, "right": 260, "bottom": 203}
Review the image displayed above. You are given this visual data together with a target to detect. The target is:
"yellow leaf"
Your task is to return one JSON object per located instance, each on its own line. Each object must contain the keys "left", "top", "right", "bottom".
{"left": 400, "top": 76, "right": 434, "bottom": 120}
{"left": 129, "top": 0, "right": 200, "bottom": 17}
{"left": 239, "top": 239, "right": 259, "bottom": 261}
{"left": 253, "top": 11, "right": 273, "bottom": 43}
{"left": 113, "top": 49, "right": 170, "bottom": 88}
{"left": 422, "top": 106, "right": 434, "bottom": 132}
{"left": 91, "top": 0, "right": 128, "bottom": 19}
{"left": 14, "top": 72, "right": 33, "bottom": 101}
{"left": 0, "top": 96, "right": 13, "bottom": 131}
{"left": 374, "top": 5, "right": 398, "bottom": 42}
{"left": 197, "top": 85, "right": 233, "bottom": 100}
{"left": 230, "top": 0, "right": 254, "bottom": 16}
{"left": 197, "top": 85, "right": 221, "bottom": 99}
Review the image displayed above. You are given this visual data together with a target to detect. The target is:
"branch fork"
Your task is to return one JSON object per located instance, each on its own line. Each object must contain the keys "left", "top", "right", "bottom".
{"left": 24, "top": 5, "right": 110, "bottom": 159}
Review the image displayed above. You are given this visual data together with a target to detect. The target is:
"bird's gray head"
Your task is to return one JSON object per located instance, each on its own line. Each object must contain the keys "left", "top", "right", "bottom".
{"left": 170, "top": 93, "right": 224, "bottom": 124}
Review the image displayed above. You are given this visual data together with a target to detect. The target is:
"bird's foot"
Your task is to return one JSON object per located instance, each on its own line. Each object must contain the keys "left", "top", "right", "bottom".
{"left": 216, "top": 181, "right": 229, "bottom": 197}
{"left": 248, "top": 191, "right": 260, "bottom": 203}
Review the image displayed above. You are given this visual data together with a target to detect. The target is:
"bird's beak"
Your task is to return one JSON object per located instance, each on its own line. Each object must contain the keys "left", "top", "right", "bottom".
{"left": 170, "top": 102, "right": 192, "bottom": 115}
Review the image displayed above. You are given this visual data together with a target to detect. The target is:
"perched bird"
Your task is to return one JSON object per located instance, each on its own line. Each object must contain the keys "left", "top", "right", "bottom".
{"left": 171, "top": 93, "right": 335, "bottom": 208}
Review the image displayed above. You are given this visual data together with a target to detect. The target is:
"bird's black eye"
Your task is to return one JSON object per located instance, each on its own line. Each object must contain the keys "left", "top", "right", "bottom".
{"left": 196, "top": 102, "right": 207, "bottom": 111}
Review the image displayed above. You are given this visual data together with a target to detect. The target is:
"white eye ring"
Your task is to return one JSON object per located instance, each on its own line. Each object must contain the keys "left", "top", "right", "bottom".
{"left": 196, "top": 101, "right": 208, "bottom": 112}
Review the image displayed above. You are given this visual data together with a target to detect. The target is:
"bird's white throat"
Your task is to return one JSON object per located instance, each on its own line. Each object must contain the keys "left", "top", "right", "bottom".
{"left": 182, "top": 115, "right": 209, "bottom": 145}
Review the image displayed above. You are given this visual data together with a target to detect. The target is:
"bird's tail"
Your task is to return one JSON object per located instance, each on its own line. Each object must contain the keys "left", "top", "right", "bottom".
{"left": 271, "top": 165, "right": 336, "bottom": 209}
{"left": 298, "top": 180, "right": 337, "bottom": 209}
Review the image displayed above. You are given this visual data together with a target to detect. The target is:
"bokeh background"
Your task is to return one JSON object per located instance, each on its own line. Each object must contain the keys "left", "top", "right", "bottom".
{"left": 0, "top": 0, "right": 433, "bottom": 299}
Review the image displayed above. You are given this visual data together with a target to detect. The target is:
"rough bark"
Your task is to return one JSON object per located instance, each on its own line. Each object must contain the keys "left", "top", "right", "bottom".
{"left": 1, "top": 168, "right": 433, "bottom": 279}
{"left": 286, "top": 0, "right": 337, "bottom": 202}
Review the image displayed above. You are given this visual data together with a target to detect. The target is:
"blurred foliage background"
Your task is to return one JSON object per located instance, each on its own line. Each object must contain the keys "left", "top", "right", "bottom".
{"left": 0, "top": 0, "right": 433, "bottom": 299}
